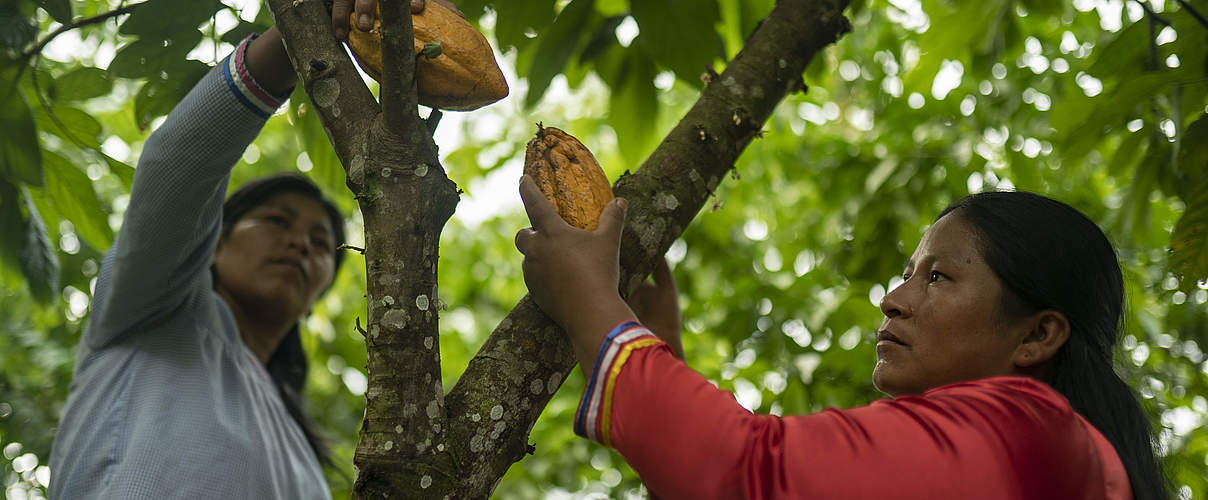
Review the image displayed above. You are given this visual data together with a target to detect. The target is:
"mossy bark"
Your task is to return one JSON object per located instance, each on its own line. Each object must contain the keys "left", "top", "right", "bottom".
{"left": 266, "top": 0, "right": 850, "bottom": 497}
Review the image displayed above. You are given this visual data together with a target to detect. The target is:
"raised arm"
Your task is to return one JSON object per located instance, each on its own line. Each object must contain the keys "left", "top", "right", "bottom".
{"left": 87, "top": 32, "right": 294, "bottom": 348}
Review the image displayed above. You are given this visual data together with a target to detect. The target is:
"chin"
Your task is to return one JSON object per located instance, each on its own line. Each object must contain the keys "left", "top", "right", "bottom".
{"left": 872, "top": 366, "right": 917, "bottom": 398}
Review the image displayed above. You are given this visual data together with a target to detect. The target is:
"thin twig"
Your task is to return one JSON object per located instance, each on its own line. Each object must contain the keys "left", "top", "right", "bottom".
{"left": 337, "top": 243, "right": 366, "bottom": 253}
{"left": 21, "top": 3, "right": 146, "bottom": 59}
{"left": 1174, "top": 0, "right": 1208, "bottom": 30}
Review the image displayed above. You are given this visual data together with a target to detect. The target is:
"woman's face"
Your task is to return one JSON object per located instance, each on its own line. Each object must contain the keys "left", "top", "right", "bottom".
{"left": 874, "top": 213, "right": 1031, "bottom": 397}
{"left": 213, "top": 192, "right": 336, "bottom": 323}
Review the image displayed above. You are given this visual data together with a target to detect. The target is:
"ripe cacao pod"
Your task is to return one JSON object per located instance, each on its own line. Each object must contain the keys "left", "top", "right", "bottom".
{"left": 345, "top": 3, "right": 508, "bottom": 111}
{"left": 523, "top": 125, "right": 614, "bottom": 231}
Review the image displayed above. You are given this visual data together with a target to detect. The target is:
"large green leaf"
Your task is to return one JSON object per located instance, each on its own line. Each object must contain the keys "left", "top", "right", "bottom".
{"left": 35, "top": 0, "right": 71, "bottom": 24}
{"left": 631, "top": 0, "right": 723, "bottom": 86}
{"left": 108, "top": 31, "right": 204, "bottom": 80}
{"left": 0, "top": 87, "right": 43, "bottom": 187}
{"left": 0, "top": 179, "right": 23, "bottom": 275}
{"left": 607, "top": 48, "right": 658, "bottom": 165}
{"left": 41, "top": 150, "right": 113, "bottom": 251}
{"left": 36, "top": 105, "right": 104, "bottom": 149}
{"left": 493, "top": 0, "right": 556, "bottom": 52}
{"left": 18, "top": 187, "right": 59, "bottom": 304}
{"left": 0, "top": 5, "right": 35, "bottom": 50}
{"left": 133, "top": 60, "right": 210, "bottom": 130}
{"left": 524, "top": 0, "right": 595, "bottom": 108}
{"left": 50, "top": 67, "right": 114, "bottom": 102}
{"left": 118, "top": 0, "right": 222, "bottom": 39}
{"left": 1170, "top": 175, "right": 1208, "bottom": 292}
{"left": 1177, "top": 114, "right": 1208, "bottom": 183}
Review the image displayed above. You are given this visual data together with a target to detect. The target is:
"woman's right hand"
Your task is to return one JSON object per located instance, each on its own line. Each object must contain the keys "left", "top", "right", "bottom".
{"left": 332, "top": 0, "right": 464, "bottom": 40}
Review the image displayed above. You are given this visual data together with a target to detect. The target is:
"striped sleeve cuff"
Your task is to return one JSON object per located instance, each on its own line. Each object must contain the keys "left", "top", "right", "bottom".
{"left": 220, "top": 34, "right": 290, "bottom": 119}
{"left": 574, "top": 320, "right": 662, "bottom": 446}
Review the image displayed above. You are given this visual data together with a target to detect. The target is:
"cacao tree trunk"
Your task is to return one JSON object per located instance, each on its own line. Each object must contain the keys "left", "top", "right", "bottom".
{"left": 264, "top": 0, "right": 850, "bottom": 497}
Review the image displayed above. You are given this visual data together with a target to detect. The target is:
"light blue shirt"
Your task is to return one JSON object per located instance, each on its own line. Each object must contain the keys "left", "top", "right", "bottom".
{"left": 49, "top": 38, "right": 331, "bottom": 500}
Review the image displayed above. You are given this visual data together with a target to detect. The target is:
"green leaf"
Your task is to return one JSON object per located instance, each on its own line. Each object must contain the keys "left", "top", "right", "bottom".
{"left": 36, "top": 105, "right": 103, "bottom": 149}
{"left": 36, "top": 0, "right": 72, "bottom": 24}
{"left": 608, "top": 49, "right": 658, "bottom": 164}
{"left": 118, "top": 0, "right": 222, "bottom": 39}
{"left": 1177, "top": 114, "right": 1208, "bottom": 183}
{"left": 0, "top": 87, "right": 43, "bottom": 187}
{"left": 133, "top": 60, "right": 209, "bottom": 130}
{"left": 18, "top": 187, "right": 59, "bottom": 304}
{"left": 0, "top": 8, "right": 36, "bottom": 50}
{"left": 41, "top": 150, "right": 113, "bottom": 250}
{"left": 493, "top": 0, "right": 556, "bottom": 52}
{"left": 631, "top": 0, "right": 723, "bottom": 86}
{"left": 103, "top": 154, "right": 135, "bottom": 190}
{"left": 524, "top": 0, "right": 595, "bottom": 108}
{"left": 902, "top": 0, "right": 1007, "bottom": 95}
{"left": 1170, "top": 175, "right": 1208, "bottom": 292}
{"left": 50, "top": 67, "right": 114, "bottom": 101}
{"left": 0, "top": 179, "right": 24, "bottom": 274}
{"left": 579, "top": 15, "right": 624, "bottom": 65}
{"left": 108, "top": 31, "right": 203, "bottom": 79}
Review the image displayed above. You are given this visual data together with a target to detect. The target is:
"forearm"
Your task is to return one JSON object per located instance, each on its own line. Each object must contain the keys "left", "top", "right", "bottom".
{"left": 243, "top": 27, "right": 296, "bottom": 96}
{"left": 566, "top": 294, "right": 635, "bottom": 375}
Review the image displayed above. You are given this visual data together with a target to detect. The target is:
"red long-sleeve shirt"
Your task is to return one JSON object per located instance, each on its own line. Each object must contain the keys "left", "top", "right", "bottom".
{"left": 575, "top": 321, "right": 1132, "bottom": 500}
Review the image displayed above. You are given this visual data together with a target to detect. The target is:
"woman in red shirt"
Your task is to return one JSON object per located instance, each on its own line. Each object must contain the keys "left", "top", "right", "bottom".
{"left": 515, "top": 180, "right": 1169, "bottom": 500}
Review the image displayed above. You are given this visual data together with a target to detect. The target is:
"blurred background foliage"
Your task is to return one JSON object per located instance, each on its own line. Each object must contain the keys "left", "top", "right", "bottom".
{"left": 2, "top": 0, "right": 1208, "bottom": 498}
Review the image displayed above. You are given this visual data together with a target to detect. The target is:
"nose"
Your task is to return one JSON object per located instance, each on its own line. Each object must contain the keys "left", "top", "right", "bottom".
{"left": 879, "top": 283, "right": 912, "bottom": 318}
{"left": 285, "top": 228, "right": 310, "bottom": 256}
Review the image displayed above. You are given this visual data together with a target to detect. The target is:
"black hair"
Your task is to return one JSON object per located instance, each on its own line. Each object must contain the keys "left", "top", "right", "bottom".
{"left": 219, "top": 172, "right": 346, "bottom": 469}
{"left": 939, "top": 191, "right": 1170, "bottom": 500}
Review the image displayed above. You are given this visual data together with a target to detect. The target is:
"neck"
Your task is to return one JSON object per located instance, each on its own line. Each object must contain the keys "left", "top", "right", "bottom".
{"left": 216, "top": 288, "right": 295, "bottom": 364}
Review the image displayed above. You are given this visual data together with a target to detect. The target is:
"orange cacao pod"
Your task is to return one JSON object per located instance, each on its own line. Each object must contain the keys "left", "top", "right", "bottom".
{"left": 345, "top": 3, "right": 508, "bottom": 111}
{"left": 523, "top": 125, "right": 614, "bottom": 231}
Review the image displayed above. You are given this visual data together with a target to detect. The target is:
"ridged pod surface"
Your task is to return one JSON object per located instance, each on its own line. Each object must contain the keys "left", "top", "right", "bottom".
{"left": 345, "top": 3, "right": 508, "bottom": 111}
{"left": 523, "top": 125, "right": 614, "bottom": 231}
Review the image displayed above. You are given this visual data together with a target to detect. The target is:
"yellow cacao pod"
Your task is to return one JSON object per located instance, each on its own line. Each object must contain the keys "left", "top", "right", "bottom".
{"left": 345, "top": 3, "right": 508, "bottom": 111}
{"left": 523, "top": 125, "right": 614, "bottom": 231}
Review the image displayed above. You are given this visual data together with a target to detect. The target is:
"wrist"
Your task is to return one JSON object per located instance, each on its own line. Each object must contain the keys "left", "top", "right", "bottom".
{"left": 244, "top": 27, "right": 297, "bottom": 96}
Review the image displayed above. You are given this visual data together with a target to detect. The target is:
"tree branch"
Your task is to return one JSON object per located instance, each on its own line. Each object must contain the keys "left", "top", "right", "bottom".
{"left": 443, "top": 0, "right": 852, "bottom": 496}
{"left": 20, "top": 2, "right": 145, "bottom": 59}
{"left": 377, "top": 0, "right": 420, "bottom": 135}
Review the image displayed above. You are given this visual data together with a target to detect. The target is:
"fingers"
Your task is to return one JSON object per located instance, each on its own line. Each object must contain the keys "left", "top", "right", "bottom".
{"left": 595, "top": 198, "right": 628, "bottom": 241}
{"left": 518, "top": 176, "right": 566, "bottom": 231}
{"left": 410, "top": 0, "right": 424, "bottom": 14}
{"left": 332, "top": 0, "right": 353, "bottom": 39}
{"left": 355, "top": 0, "right": 378, "bottom": 31}
{"left": 514, "top": 227, "right": 537, "bottom": 255}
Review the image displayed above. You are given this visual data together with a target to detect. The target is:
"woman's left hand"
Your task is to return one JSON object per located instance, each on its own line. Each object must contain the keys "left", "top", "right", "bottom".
{"left": 627, "top": 257, "right": 684, "bottom": 359}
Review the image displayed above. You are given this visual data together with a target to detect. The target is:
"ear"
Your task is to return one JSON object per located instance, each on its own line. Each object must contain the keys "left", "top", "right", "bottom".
{"left": 1012, "top": 310, "right": 1070, "bottom": 367}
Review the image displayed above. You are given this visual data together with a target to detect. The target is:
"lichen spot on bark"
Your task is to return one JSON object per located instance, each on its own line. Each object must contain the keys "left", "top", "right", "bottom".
{"left": 395, "top": 425, "right": 404, "bottom": 433}
{"left": 722, "top": 75, "right": 745, "bottom": 97}
{"left": 426, "top": 400, "right": 440, "bottom": 419}
{"left": 383, "top": 440, "right": 393, "bottom": 451}
{"left": 404, "top": 403, "right": 418, "bottom": 418}
{"left": 382, "top": 308, "right": 408, "bottom": 331}
{"left": 415, "top": 164, "right": 429, "bottom": 177}
{"left": 416, "top": 294, "right": 430, "bottom": 311}
{"left": 470, "top": 413, "right": 481, "bottom": 422}
{"left": 420, "top": 475, "right": 432, "bottom": 489}
{"left": 529, "top": 379, "right": 543, "bottom": 395}
{"left": 490, "top": 405, "right": 504, "bottom": 420}
{"left": 778, "top": 58, "right": 788, "bottom": 69}
{"left": 381, "top": 295, "right": 395, "bottom": 306}
{"left": 313, "top": 78, "right": 339, "bottom": 108}
{"left": 470, "top": 434, "right": 485, "bottom": 452}
{"left": 381, "top": 167, "right": 392, "bottom": 178}
{"left": 547, "top": 372, "right": 562, "bottom": 394}
{"left": 655, "top": 192, "right": 679, "bottom": 212}
{"left": 424, "top": 336, "right": 434, "bottom": 349}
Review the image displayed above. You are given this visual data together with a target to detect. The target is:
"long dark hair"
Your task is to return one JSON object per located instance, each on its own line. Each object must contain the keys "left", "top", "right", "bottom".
{"left": 939, "top": 191, "right": 1169, "bottom": 500}
{"left": 219, "top": 173, "right": 346, "bottom": 468}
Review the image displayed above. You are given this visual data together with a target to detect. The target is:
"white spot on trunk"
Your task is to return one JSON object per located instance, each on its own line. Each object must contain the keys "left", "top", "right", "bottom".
{"left": 530, "top": 379, "right": 543, "bottom": 394}
{"left": 403, "top": 403, "right": 417, "bottom": 418}
{"left": 416, "top": 294, "right": 430, "bottom": 311}
{"left": 547, "top": 372, "right": 562, "bottom": 394}
{"left": 415, "top": 164, "right": 429, "bottom": 177}
{"left": 381, "top": 167, "right": 392, "bottom": 178}
{"left": 654, "top": 192, "right": 679, "bottom": 211}
{"left": 313, "top": 78, "right": 339, "bottom": 107}
{"left": 426, "top": 400, "right": 440, "bottom": 419}
{"left": 382, "top": 309, "right": 408, "bottom": 331}
{"left": 424, "top": 336, "right": 434, "bottom": 349}
{"left": 490, "top": 405, "right": 503, "bottom": 420}
{"left": 395, "top": 425, "right": 404, "bottom": 433}
{"left": 384, "top": 440, "right": 393, "bottom": 451}
{"left": 420, "top": 475, "right": 432, "bottom": 489}
{"left": 381, "top": 295, "right": 395, "bottom": 306}
{"left": 470, "top": 434, "right": 484, "bottom": 452}
{"left": 778, "top": 58, "right": 788, "bottom": 69}
{"left": 470, "top": 413, "right": 481, "bottom": 422}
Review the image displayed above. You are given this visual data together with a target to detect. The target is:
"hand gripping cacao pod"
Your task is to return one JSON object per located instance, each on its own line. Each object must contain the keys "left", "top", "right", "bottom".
{"left": 523, "top": 125, "right": 615, "bottom": 231}
{"left": 345, "top": 3, "right": 508, "bottom": 111}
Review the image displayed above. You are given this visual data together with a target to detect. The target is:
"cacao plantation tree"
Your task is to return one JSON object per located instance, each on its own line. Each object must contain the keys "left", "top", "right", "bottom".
{"left": 3, "top": 0, "right": 1208, "bottom": 498}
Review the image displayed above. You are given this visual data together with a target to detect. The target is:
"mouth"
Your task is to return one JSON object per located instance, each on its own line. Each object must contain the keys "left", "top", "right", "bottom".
{"left": 270, "top": 258, "right": 308, "bottom": 284}
{"left": 876, "top": 330, "right": 907, "bottom": 346}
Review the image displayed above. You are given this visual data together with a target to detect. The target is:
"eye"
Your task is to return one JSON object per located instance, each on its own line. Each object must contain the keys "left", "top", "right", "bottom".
{"left": 311, "top": 236, "right": 331, "bottom": 252}
{"left": 265, "top": 214, "right": 289, "bottom": 226}
{"left": 929, "top": 271, "right": 948, "bottom": 283}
